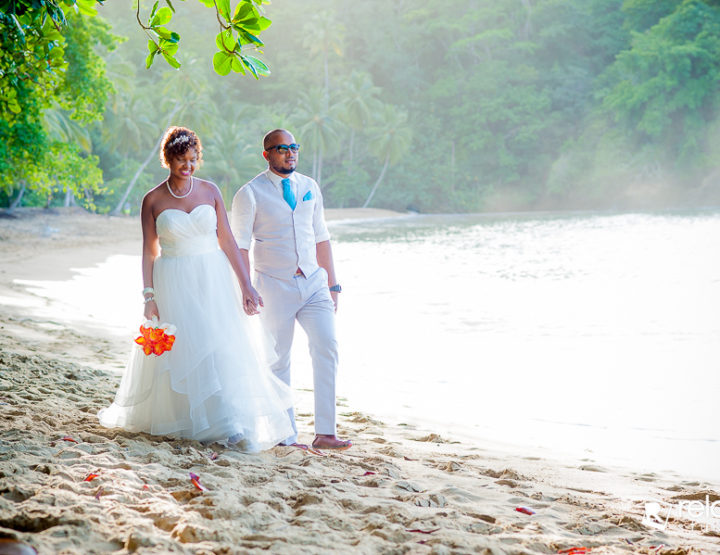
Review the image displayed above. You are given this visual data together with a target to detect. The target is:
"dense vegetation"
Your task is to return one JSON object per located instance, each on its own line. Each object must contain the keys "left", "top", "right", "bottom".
{"left": 3, "top": 0, "right": 720, "bottom": 213}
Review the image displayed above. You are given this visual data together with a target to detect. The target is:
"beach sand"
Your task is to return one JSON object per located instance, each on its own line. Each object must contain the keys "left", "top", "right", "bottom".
{"left": 1, "top": 208, "right": 719, "bottom": 554}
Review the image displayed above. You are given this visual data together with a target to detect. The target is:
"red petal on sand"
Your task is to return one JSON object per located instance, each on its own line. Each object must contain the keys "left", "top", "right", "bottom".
{"left": 142, "top": 484, "right": 149, "bottom": 490}
{"left": 61, "top": 436, "right": 78, "bottom": 443}
{"left": 406, "top": 528, "right": 440, "bottom": 534}
{"left": 209, "top": 452, "right": 219, "bottom": 461}
{"left": 515, "top": 506, "right": 535, "bottom": 515}
{"left": 558, "top": 548, "right": 590, "bottom": 554}
{"left": 84, "top": 473, "right": 99, "bottom": 482}
{"left": 189, "top": 472, "right": 207, "bottom": 491}
{"left": 363, "top": 471, "right": 376, "bottom": 476}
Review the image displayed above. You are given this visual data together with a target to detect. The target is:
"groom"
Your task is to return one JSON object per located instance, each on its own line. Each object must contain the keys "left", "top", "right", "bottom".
{"left": 231, "top": 129, "right": 351, "bottom": 450}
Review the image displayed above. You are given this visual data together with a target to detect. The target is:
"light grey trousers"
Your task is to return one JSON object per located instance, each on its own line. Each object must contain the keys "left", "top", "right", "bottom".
{"left": 255, "top": 267, "right": 338, "bottom": 444}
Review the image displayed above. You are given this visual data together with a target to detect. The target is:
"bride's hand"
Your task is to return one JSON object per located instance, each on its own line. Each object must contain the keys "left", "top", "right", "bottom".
{"left": 144, "top": 300, "right": 159, "bottom": 321}
{"left": 241, "top": 285, "right": 263, "bottom": 316}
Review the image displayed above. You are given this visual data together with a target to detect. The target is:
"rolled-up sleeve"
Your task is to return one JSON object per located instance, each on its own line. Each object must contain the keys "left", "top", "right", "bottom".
{"left": 312, "top": 182, "right": 331, "bottom": 243}
{"left": 231, "top": 185, "right": 256, "bottom": 250}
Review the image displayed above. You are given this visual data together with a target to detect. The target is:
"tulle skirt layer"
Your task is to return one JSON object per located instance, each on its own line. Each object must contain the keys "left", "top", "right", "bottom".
{"left": 98, "top": 248, "right": 294, "bottom": 451}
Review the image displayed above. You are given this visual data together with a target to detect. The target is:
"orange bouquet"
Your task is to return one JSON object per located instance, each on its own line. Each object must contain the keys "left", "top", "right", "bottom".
{"left": 135, "top": 318, "right": 176, "bottom": 356}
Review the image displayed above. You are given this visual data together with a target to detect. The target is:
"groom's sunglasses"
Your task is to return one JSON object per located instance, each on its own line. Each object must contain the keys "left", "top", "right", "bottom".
{"left": 266, "top": 143, "right": 300, "bottom": 154}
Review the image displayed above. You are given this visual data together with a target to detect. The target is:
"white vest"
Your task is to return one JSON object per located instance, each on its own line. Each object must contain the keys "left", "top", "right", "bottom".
{"left": 231, "top": 171, "right": 330, "bottom": 280}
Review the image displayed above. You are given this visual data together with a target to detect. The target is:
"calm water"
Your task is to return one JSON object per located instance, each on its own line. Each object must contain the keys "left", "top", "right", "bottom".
{"left": 16, "top": 210, "right": 720, "bottom": 480}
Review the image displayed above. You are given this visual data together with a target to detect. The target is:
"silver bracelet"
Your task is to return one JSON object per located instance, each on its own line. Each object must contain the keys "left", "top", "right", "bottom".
{"left": 143, "top": 296, "right": 155, "bottom": 304}
{"left": 142, "top": 287, "right": 154, "bottom": 297}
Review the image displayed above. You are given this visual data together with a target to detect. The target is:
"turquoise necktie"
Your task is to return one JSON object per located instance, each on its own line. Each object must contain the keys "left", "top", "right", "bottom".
{"left": 282, "top": 178, "right": 296, "bottom": 210}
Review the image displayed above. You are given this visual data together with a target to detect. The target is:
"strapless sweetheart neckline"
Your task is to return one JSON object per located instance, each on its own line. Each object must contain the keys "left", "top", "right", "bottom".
{"left": 156, "top": 204, "right": 214, "bottom": 221}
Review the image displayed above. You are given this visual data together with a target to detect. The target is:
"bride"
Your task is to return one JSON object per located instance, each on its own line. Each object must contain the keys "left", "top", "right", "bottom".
{"left": 98, "top": 126, "right": 294, "bottom": 450}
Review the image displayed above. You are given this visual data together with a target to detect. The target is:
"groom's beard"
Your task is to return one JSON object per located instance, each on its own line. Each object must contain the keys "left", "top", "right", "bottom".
{"left": 270, "top": 163, "right": 296, "bottom": 176}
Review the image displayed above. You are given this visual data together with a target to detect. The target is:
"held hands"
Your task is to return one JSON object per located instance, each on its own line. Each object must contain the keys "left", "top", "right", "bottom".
{"left": 241, "top": 285, "right": 264, "bottom": 316}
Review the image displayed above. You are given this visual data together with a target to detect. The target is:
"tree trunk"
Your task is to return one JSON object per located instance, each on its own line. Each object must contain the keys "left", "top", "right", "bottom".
{"left": 317, "top": 149, "right": 323, "bottom": 187}
{"left": 362, "top": 153, "right": 390, "bottom": 208}
{"left": 347, "top": 128, "right": 355, "bottom": 175}
{"left": 450, "top": 140, "right": 456, "bottom": 193}
{"left": 9, "top": 181, "right": 26, "bottom": 211}
{"left": 111, "top": 103, "right": 181, "bottom": 216}
{"left": 64, "top": 187, "right": 74, "bottom": 207}
{"left": 312, "top": 149, "right": 318, "bottom": 181}
{"left": 520, "top": 0, "right": 533, "bottom": 39}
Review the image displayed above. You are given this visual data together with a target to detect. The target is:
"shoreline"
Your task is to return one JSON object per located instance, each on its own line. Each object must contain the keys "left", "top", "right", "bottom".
{"left": 1, "top": 208, "right": 719, "bottom": 553}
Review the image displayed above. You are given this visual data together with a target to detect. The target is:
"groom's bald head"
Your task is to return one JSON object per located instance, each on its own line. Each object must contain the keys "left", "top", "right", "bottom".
{"left": 263, "top": 129, "right": 294, "bottom": 150}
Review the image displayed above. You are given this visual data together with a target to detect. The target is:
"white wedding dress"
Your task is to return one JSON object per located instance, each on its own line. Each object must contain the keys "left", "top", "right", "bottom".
{"left": 98, "top": 204, "right": 294, "bottom": 450}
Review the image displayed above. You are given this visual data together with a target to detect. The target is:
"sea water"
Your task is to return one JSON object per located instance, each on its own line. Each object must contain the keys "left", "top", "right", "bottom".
{"left": 15, "top": 210, "right": 720, "bottom": 480}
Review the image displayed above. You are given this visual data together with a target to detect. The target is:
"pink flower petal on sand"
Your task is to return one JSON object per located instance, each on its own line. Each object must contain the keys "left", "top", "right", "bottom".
{"left": 189, "top": 472, "right": 207, "bottom": 491}
{"left": 94, "top": 487, "right": 104, "bottom": 500}
{"left": 363, "top": 471, "right": 376, "bottom": 476}
{"left": 406, "top": 528, "right": 440, "bottom": 534}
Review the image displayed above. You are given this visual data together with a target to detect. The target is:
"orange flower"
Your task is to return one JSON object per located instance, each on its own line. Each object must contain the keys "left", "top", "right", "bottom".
{"left": 135, "top": 320, "right": 176, "bottom": 356}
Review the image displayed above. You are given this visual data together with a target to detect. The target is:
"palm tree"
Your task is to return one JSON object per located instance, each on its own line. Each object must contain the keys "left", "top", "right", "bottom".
{"left": 110, "top": 59, "right": 209, "bottom": 215}
{"left": 362, "top": 105, "right": 412, "bottom": 208}
{"left": 293, "top": 88, "right": 341, "bottom": 186}
{"left": 42, "top": 106, "right": 95, "bottom": 206}
{"left": 202, "top": 115, "right": 265, "bottom": 204}
{"left": 336, "top": 71, "right": 381, "bottom": 172}
{"left": 301, "top": 12, "right": 345, "bottom": 109}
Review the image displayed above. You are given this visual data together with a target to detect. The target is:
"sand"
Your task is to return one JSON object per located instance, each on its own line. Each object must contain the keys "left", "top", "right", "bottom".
{"left": 1, "top": 207, "right": 719, "bottom": 554}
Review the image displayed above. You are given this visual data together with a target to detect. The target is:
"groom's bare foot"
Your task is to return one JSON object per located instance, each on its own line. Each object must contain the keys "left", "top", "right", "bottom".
{"left": 312, "top": 434, "right": 352, "bottom": 450}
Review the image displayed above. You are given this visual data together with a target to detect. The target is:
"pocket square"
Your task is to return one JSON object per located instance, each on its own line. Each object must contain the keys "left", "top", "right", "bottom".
{"left": 302, "top": 190, "right": 313, "bottom": 201}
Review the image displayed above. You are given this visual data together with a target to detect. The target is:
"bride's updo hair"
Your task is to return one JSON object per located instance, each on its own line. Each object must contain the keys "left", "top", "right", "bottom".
{"left": 160, "top": 126, "right": 203, "bottom": 168}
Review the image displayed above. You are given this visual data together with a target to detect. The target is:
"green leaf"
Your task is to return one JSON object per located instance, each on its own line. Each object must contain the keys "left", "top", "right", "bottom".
{"left": 235, "top": 28, "right": 263, "bottom": 47}
{"left": 213, "top": 51, "right": 234, "bottom": 76}
{"left": 216, "top": 0, "right": 231, "bottom": 22}
{"left": 155, "top": 26, "right": 172, "bottom": 39}
{"left": 9, "top": 15, "right": 25, "bottom": 44}
{"left": 162, "top": 51, "right": 181, "bottom": 69}
{"left": 159, "top": 39, "right": 178, "bottom": 56}
{"left": 146, "top": 50, "right": 157, "bottom": 69}
{"left": 147, "top": 39, "right": 159, "bottom": 53}
{"left": 241, "top": 56, "right": 259, "bottom": 79}
{"left": 231, "top": 57, "right": 246, "bottom": 74}
{"left": 150, "top": 1, "right": 160, "bottom": 19}
{"left": 233, "top": 2, "right": 255, "bottom": 23}
{"left": 76, "top": 0, "right": 98, "bottom": 16}
{"left": 164, "top": 0, "right": 175, "bottom": 12}
{"left": 244, "top": 54, "right": 270, "bottom": 77}
{"left": 255, "top": 16, "right": 272, "bottom": 32}
{"left": 151, "top": 6, "right": 173, "bottom": 27}
{"left": 215, "top": 30, "right": 237, "bottom": 52}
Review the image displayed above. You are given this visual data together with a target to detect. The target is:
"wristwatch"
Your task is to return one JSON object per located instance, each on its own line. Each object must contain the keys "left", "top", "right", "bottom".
{"left": 329, "top": 284, "right": 342, "bottom": 293}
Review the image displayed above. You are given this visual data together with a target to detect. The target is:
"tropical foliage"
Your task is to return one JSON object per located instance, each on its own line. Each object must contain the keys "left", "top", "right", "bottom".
{"left": 4, "top": 0, "right": 720, "bottom": 212}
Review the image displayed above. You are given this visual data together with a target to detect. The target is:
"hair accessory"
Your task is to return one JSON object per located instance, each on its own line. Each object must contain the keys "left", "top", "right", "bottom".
{"left": 168, "top": 134, "right": 191, "bottom": 147}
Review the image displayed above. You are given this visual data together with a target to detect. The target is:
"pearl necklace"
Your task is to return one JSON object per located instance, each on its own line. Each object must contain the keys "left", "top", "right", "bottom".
{"left": 166, "top": 176, "right": 194, "bottom": 199}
